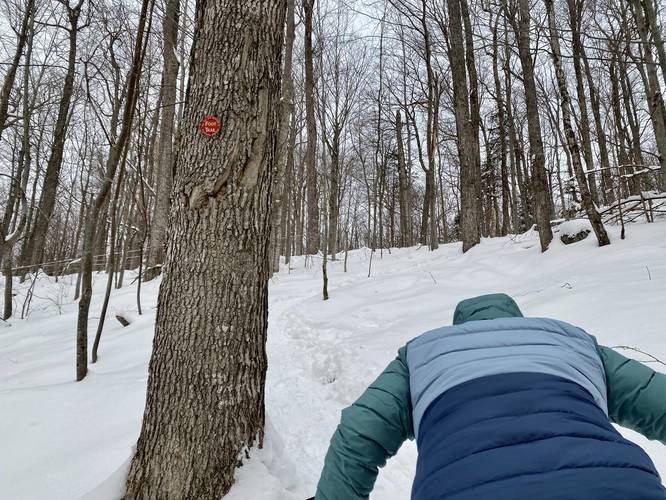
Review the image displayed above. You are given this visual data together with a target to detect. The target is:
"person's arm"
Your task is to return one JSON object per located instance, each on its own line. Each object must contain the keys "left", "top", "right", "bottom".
{"left": 315, "top": 346, "right": 413, "bottom": 500}
{"left": 597, "top": 345, "right": 666, "bottom": 444}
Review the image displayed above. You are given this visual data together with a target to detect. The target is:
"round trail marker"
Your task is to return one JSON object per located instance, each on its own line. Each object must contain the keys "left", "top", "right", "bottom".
{"left": 200, "top": 115, "right": 221, "bottom": 137}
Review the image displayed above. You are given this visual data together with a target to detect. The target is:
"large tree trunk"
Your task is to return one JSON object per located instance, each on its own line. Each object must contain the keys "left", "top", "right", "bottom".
{"left": 304, "top": 0, "right": 319, "bottom": 254}
{"left": 124, "top": 0, "right": 286, "bottom": 497}
{"left": 511, "top": 0, "right": 554, "bottom": 250}
{"left": 544, "top": 0, "right": 609, "bottom": 246}
{"left": 448, "top": 0, "right": 480, "bottom": 252}
{"left": 147, "top": 0, "right": 180, "bottom": 267}
{"left": 460, "top": 0, "right": 483, "bottom": 237}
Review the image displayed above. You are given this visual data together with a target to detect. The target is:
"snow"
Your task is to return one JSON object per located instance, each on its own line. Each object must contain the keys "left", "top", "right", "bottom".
{"left": 556, "top": 217, "right": 592, "bottom": 238}
{"left": 1, "top": 221, "right": 666, "bottom": 499}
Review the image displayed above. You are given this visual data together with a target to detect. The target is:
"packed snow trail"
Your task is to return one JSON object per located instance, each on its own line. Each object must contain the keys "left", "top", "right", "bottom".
{"left": 0, "top": 221, "right": 665, "bottom": 499}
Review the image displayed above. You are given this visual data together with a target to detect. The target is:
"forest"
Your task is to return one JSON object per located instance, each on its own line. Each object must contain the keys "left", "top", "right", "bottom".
{"left": 2, "top": 0, "right": 666, "bottom": 320}
{"left": 1, "top": 0, "right": 665, "bottom": 498}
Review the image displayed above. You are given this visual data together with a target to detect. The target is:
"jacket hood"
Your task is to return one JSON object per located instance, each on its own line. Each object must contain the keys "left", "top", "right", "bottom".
{"left": 453, "top": 293, "right": 523, "bottom": 325}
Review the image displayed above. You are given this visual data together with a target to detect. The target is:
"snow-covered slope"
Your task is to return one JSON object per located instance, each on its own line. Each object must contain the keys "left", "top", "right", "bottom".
{"left": 1, "top": 222, "right": 665, "bottom": 499}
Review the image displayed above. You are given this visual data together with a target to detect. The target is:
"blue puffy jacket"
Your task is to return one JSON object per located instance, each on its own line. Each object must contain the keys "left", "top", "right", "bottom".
{"left": 315, "top": 294, "right": 666, "bottom": 499}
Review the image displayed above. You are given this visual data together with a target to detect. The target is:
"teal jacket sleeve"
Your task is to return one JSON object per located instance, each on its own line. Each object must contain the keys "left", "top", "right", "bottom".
{"left": 597, "top": 344, "right": 666, "bottom": 445}
{"left": 315, "top": 346, "right": 413, "bottom": 500}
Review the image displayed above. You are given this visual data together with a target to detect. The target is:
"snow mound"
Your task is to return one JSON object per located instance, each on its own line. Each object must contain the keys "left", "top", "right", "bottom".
{"left": 558, "top": 218, "right": 593, "bottom": 237}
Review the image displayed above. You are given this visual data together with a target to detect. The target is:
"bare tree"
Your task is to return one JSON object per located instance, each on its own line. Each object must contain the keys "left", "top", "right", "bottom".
{"left": 304, "top": 0, "right": 320, "bottom": 254}
{"left": 147, "top": 0, "right": 181, "bottom": 268}
{"left": 76, "top": 0, "right": 154, "bottom": 381}
{"left": 544, "top": 0, "right": 609, "bottom": 246}
{"left": 504, "top": 0, "right": 554, "bottom": 251}
{"left": 22, "top": 0, "right": 84, "bottom": 267}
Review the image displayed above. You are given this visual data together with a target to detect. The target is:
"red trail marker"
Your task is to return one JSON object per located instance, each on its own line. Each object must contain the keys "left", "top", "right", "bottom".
{"left": 199, "top": 115, "right": 221, "bottom": 137}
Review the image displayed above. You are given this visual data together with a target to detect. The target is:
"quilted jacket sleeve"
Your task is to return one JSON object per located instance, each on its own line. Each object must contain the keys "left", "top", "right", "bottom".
{"left": 315, "top": 346, "right": 414, "bottom": 500}
{"left": 597, "top": 345, "right": 666, "bottom": 445}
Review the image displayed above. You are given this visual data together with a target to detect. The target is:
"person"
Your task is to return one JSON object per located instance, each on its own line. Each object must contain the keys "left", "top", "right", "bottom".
{"left": 313, "top": 293, "right": 666, "bottom": 499}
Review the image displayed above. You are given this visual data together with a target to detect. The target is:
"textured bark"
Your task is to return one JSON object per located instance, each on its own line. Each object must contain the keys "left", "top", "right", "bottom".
{"left": 420, "top": 0, "right": 438, "bottom": 250}
{"left": 629, "top": 0, "right": 666, "bottom": 188}
{"left": 271, "top": 0, "right": 295, "bottom": 271}
{"left": 327, "top": 128, "right": 340, "bottom": 258}
{"left": 460, "top": 0, "right": 483, "bottom": 234}
{"left": 23, "top": 0, "right": 82, "bottom": 267}
{"left": 283, "top": 113, "right": 297, "bottom": 265}
{"left": 544, "top": 0, "right": 609, "bottom": 246}
{"left": 448, "top": 0, "right": 480, "bottom": 252}
{"left": 395, "top": 110, "right": 411, "bottom": 246}
{"left": 124, "top": 0, "right": 286, "bottom": 497}
{"left": 512, "top": 0, "right": 553, "bottom": 250}
{"left": 567, "top": 0, "right": 598, "bottom": 204}
{"left": 148, "top": 0, "right": 180, "bottom": 266}
{"left": 304, "top": 0, "right": 319, "bottom": 254}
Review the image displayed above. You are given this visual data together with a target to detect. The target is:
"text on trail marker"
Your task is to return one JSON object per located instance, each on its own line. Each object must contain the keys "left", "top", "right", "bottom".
{"left": 200, "top": 115, "right": 221, "bottom": 137}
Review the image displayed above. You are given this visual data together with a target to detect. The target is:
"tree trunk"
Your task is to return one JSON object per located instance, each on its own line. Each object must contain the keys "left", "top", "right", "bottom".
{"left": 271, "top": 0, "right": 295, "bottom": 271}
{"left": 418, "top": 1, "right": 438, "bottom": 250}
{"left": 640, "top": 0, "right": 666, "bottom": 88}
{"left": 124, "top": 0, "right": 286, "bottom": 497}
{"left": 629, "top": 0, "right": 666, "bottom": 188}
{"left": 448, "top": 0, "right": 480, "bottom": 252}
{"left": 1, "top": 3, "right": 34, "bottom": 319}
{"left": 567, "top": 0, "right": 598, "bottom": 204}
{"left": 609, "top": 52, "right": 632, "bottom": 198}
{"left": 91, "top": 154, "right": 127, "bottom": 363}
{"left": 147, "top": 0, "right": 180, "bottom": 267}
{"left": 491, "top": 13, "right": 510, "bottom": 234}
{"left": 76, "top": 0, "right": 153, "bottom": 382}
{"left": 460, "top": 0, "right": 483, "bottom": 237}
{"left": 0, "top": 0, "right": 35, "bottom": 138}
{"left": 304, "top": 0, "right": 319, "bottom": 254}
{"left": 511, "top": 0, "right": 554, "bottom": 250}
{"left": 544, "top": 0, "right": 609, "bottom": 246}
{"left": 581, "top": 44, "right": 613, "bottom": 204}
{"left": 395, "top": 110, "right": 411, "bottom": 246}
{"left": 23, "top": 0, "right": 82, "bottom": 268}
{"left": 327, "top": 129, "right": 341, "bottom": 258}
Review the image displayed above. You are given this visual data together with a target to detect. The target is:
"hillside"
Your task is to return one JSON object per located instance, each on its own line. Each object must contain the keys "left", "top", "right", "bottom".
{"left": 1, "top": 221, "right": 665, "bottom": 499}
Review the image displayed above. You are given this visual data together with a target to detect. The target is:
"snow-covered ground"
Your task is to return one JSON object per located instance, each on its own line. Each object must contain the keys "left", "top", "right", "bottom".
{"left": 1, "top": 221, "right": 665, "bottom": 499}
